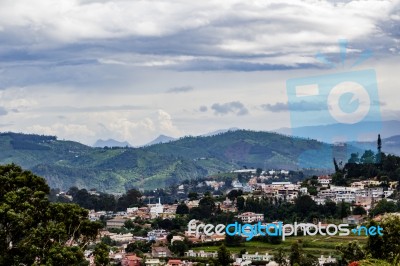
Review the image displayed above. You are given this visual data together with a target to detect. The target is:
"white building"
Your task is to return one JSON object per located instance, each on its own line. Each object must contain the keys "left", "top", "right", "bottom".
{"left": 242, "top": 252, "right": 273, "bottom": 261}
{"left": 150, "top": 198, "right": 164, "bottom": 218}
{"left": 237, "top": 212, "right": 264, "bottom": 223}
{"left": 318, "top": 255, "right": 336, "bottom": 265}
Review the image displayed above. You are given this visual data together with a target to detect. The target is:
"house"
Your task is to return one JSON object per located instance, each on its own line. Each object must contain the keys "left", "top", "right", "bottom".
{"left": 150, "top": 198, "right": 164, "bottom": 219}
{"left": 107, "top": 217, "right": 127, "bottom": 229}
{"left": 237, "top": 212, "right": 264, "bottom": 223}
{"left": 317, "top": 176, "right": 332, "bottom": 186}
{"left": 145, "top": 259, "right": 162, "bottom": 266}
{"left": 241, "top": 252, "right": 273, "bottom": 261}
{"left": 184, "top": 250, "right": 217, "bottom": 258}
{"left": 121, "top": 254, "right": 143, "bottom": 266}
{"left": 152, "top": 246, "right": 172, "bottom": 258}
{"left": 171, "top": 235, "right": 184, "bottom": 244}
{"left": 109, "top": 233, "right": 133, "bottom": 243}
{"left": 233, "top": 258, "right": 252, "bottom": 266}
{"left": 343, "top": 215, "right": 367, "bottom": 225}
{"left": 167, "top": 259, "right": 183, "bottom": 266}
{"left": 318, "top": 255, "right": 336, "bottom": 265}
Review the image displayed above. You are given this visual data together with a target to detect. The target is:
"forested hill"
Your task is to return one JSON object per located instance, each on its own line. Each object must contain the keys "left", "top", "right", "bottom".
{"left": 0, "top": 131, "right": 360, "bottom": 192}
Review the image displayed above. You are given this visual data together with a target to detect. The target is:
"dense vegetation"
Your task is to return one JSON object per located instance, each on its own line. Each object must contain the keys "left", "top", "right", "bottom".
{"left": 331, "top": 150, "right": 400, "bottom": 186}
{"left": 0, "top": 164, "right": 103, "bottom": 265}
{"left": 0, "top": 131, "right": 361, "bottom": 192}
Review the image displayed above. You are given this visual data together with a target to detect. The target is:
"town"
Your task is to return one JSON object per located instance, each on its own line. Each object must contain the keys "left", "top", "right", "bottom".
{"left": 53, "top": 166, "right": 400, "bottom": 266}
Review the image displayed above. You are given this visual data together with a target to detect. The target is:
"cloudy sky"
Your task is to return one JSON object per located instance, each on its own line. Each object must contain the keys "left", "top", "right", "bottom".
{"left": 0, "top": 0, "right": 399, "bottom": 146}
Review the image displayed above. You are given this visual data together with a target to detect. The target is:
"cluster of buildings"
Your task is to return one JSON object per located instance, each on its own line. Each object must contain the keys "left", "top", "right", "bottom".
{"left": 311, "top": 177, "right": 397, "bottom": 211}
{"left": 79, "top": 169, "right": 397, "bottom": 266}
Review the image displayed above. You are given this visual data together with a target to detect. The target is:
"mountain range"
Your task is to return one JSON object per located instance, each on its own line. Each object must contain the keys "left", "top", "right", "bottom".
{"left": 276, "top": 120, "right": 400, "bottom": 143}
{"left": 0, "top": 130, "right": 394, "bottom": 193}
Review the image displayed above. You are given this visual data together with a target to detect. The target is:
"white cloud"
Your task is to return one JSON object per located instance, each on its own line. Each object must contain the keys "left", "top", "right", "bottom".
{"left": 0, "top": 0, "right": 398, "bottom": 145}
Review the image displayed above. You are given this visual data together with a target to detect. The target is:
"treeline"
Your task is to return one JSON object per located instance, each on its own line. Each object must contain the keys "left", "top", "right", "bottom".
{"left": 332, "top": 151, "right": 400, "bottom": 186}
{"left": 0, "top": 132, "right": 56, "bottom": 142}
{"left": 50, "top": 187, "right": 143, "bottom": 211}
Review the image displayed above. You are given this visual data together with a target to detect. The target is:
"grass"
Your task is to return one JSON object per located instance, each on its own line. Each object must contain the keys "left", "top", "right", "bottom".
{"left": 192, "top": 235, "right": 368, "bottom": 257}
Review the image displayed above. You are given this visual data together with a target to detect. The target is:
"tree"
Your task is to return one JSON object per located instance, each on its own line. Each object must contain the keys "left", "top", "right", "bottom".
{"left": 0, "top": 164, "right": 101, "bottom": 265}
{"left": 176, "top": 203, "right": 189, "bottom": 215}
{"left": 289, "top": 241, "right": 301, "bottom": 266}
{"left": 361, "top": 150, "right": 375, "bottom": 164}
{"left": 348, "top": 153, "right": 360, "bottom": 164}
{"left": 125, "top": 241, "right": 152, "bottom": 253}
{"left": 366, "top": 215, "right": 400, "bottom": 263}
{"left": 116, "top": 189, "right": 142, "bottom": 211}
{"left": 256, "top": 168, "right": 263, "bottom": 177}
{"left": 93, "top": 242, "right": 110, "bottom": 266}
{"left": 369, "top": 199, "right": 398, "bottom": 217}
{"left": 236, "top": 196, "right": 245, "bottom": 211}
{"left": 274, "top": 247, "right": 289, "bottom": 266}
{"left": 352, "top": 206, "right": 367, "bottom": 215}
{"left": 188, "top": 192, "right": 198, "bottom": 201}
{"left": 170, "top": 240, "right": 188, "bottom": 256}
{"left": 336, "top": 241, "right": 366, "bottom": 264}
{"left": 124, "top": 219, "right": 135, "bottom": 229}
{"left": 227, "top": 189, "right": 243, "bottom": 200}
{"left": 217, "top": 244, "right": 232, "bottom": 266}
{"left": 225, "top": 234, "right": 242, "bottom": 247}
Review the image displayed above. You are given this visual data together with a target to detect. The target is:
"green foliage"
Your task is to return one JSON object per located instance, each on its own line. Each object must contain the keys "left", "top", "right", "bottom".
{"left": 225, "top": 234, "right": 243, "bottom": 247}
{"left": 93, "top": 242, "right": 110, "bottom": 266}
{"left": 217, "top": 244, "right": 232, "bottom": 266}
{"left": 289, "top": 241, "right": 318, "bottom": 266}
{"left": 125, "top": 241, "right": 152, "bottom": 253}
{"left": 188, "top": 192, "right": 199, "bottom": 200}
{"left": 369, "top": 199, "right": 399, "bottom": 217}
{"left": 0, "top": 131, "right": 360, "bottom": 192}
{"left": 101, "top": 236, "right": 117, "bottom": 246}
{"left": 0, "top": 164, "right": 101, "bottom": 266}
{"left": 336, "top": 241, "right": 366, "bottom": 264}
{"left": 176, "top": 202, "right": 189, "bottom": 215}
{"left": 274, "top": 247, "right": 289, "bottom": 266}
{"left": 366, "top": 215, "right": 400, "bottom": 263}
{"left": 170, "top": 240, "right": 188, "bottom": 256}
{"left": 116, "top": 189, "right": 143, "bottom": 210}
{"left": 352, "top": 206, "right": 367, "bottom": 215}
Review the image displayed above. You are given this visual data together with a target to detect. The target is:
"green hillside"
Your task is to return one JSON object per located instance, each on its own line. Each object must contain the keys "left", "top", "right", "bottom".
{"left": 0, "top": 131, "right": 360, "bottom": 192}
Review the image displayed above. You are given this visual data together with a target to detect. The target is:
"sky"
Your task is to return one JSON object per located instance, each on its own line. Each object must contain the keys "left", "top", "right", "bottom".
{"left": 0, "top": 0, "right": 399, "bottom": 146}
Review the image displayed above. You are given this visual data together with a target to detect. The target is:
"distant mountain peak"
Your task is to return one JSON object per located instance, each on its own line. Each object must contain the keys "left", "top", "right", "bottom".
{"left": 93, "top": 139, "right": 132, "bottom": 148}
{"left": 145, "top": 135, "right": 176, "bottom": 146}
{"left": 201, "top": 127, "right": 240, "bottom": 137}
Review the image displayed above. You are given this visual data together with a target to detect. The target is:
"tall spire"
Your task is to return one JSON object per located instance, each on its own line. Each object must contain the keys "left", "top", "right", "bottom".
{"left": 377, "top": 134, "right": 382, "bottom": 165}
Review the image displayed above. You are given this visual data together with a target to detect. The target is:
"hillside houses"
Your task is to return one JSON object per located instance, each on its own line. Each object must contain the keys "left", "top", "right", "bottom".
{"left": 83, "top": 171, "right": 397, "bottom": 266}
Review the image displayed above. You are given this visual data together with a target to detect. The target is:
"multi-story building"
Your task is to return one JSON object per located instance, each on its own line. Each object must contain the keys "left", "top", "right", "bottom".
{"left": 237, "top": 212, "right": 264, "bottom": 223}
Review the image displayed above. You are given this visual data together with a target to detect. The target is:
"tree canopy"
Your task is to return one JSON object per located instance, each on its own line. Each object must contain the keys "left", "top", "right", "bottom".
{"left": 0, "top": 164, "right": 102, "bottom": 265}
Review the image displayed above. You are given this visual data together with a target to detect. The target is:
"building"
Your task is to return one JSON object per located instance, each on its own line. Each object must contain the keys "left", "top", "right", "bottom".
{"left": 150, "top": 198, "right": 164, "bottom": 219}
{"left": 107, "top": 217, "right": 127, "bottom": 229}
{"left": 167, "top": 259, "right": 183, "bottom": 266}
{"left": 318, "top": 255, "right": 336, "bottom": 265}
{"left": 241, "top": 252, "right": 273, "bottom": 261}
{"left": 121, "top": 254, "right": 142, "bottom": 266}
{"left": 171, "top": 235, "right": 184, "bottom": 244}
{"left": 317, "top": 176, "right": 332, "bottom": 186}
{"left": 343, "top": 215, "right": 367, "bottom": 225}
{"left": 152, "top": 246, "right": 172, "bottom": 258}
{"left": 185, "top": 250, "right": 217, "bottom": 258}
{"left": 237, "top": 212, "right": 264, "bottom": 223}
{"left": 145, "top": 259, "right": 162, "bottom": 266}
